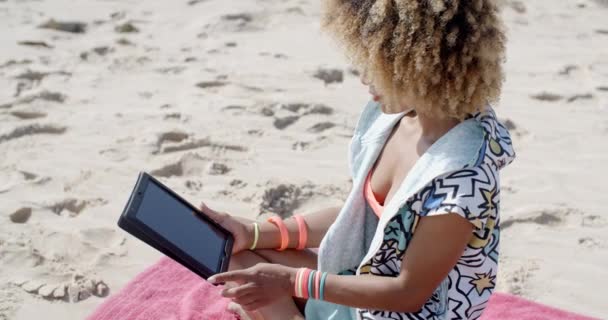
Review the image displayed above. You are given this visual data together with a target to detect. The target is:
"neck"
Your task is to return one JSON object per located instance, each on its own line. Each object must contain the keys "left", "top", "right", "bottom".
{"left": 399, "top": 110, "right": 461, "bottom": 146}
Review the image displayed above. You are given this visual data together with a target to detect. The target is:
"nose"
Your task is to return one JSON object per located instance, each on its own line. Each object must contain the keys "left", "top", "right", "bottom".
{"left": 360, "top": 70, "right": 370, "bottom": 86}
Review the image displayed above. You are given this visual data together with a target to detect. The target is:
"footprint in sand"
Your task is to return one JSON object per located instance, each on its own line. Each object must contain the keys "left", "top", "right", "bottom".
{"left": 154, "top": 131, "right": 247, "bottom": 154}
{"left": 230, "top": 179, "right": 247, "bottom": 189}
{"left": 259, "top": 183, "right": 315, "bottom": 219}
{"left": 15, "top": 274, "right": 109, "bottom": 303}
{"left": 17, "top": 40, "right": 54, "bottom": 49}
{"left": 5, "top": 227, "right": 124, "bottom": 302}
{"left": 9, "top": 207, "right": 32, "bottom": 223}
{"left": 9, "top": 110, "right": 47, "bottom": 120}
{"left": 195, "top": 80, "right": 228, "bottom": 91}
{"left": 0, "top": 90, "right": 66, "bottom": 109}
{"left": 308, "top": 122, "right": 336, "bottom": 133}
{"left": 246, "top": 129, "right": 263, "bottom": 137}
{"left": 156, "top": 130, "right": 189, "bottom": 147}
{"left": 263, "top": 102, "right": 333, "bottom": 118}
{"left": 313, "top": 68, "right": 344, "bottom": 85}
{"left": 0, "top": 59, "right": 33, "bottom": 69}
{"left": 530, "top": 92, "right": 564, "bottom": 102}
{"left": 46, "top": 197, "right": 107, "bottom": 217}
{"left": 499, "top": 262, "right": 539, "bottom": 296}
{"left": 150, "top": 153, "right": 209, "bottom": 178}
{"left": 304, "top": 104, "right": 334, "bottom": 116}
{"left": 63, "top": 170, "right": 94, "bottom": 192}
{"left": 501, "top": 209, "right": 568, "bottom": 230}
{"left": 501, "top": 207, "right": 595, "bottom": 230}
{"left": 578, "top": 237, "right": 603, "bottom": 249}
{"left": 115, "top": 22, "right": 139, "bottom": 33}
{"left": 163, "top": 112, "right": 183, "bottom": 121}
{"left": 291, "top": 135, "right": 329, "bottom": 151}
{"left": 207, "top": 162, "right": 230, "bottom": 175}
{"left": 205, "top": 12, "right": 267, "bottom": 33}
{"left": 0, "top": 124, "right": 67, "bottom": 144}
{"left": 558, "top": 64, "right": 580, "bottom": 76}
{"left": 185, "top": 180, "right": 203, "bottom": 191}
{"left": 274, "top": 115, "right": 300, "bottom": 130}
{"left": 566, "top": 93, "right": 594, "bottom": 103}
{"left": 99, "top": 147, "right": 129, "bottom": 162}
{"left": 506, "top": 0, "right": 526, "bottom": 13}
{"left": 38, "top": 19, "right": 87, "bottom": 34}
{"left": 581, "top": 214, "right": 607, "bottom": 228}
{"left": 15, "top": 69, "right": 71, "bottom": 82}
{"left": 221, "top": 105, "right": 247, "bottom": 115}
{"left": 20, "top": 170, "right": 38, "bottom": 181}
{"left": 500, "top": 118, "right": 528, "bottom": 137}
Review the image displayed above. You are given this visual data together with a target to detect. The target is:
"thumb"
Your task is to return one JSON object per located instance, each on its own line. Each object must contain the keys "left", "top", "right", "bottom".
{"left": 200, "top": 202, "right": 222, "bottom": 221}
{"left": 208, "top": 270, "right": 250, "bottom": 284}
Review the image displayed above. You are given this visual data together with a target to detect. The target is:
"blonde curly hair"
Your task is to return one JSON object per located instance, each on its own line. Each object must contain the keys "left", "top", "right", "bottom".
{"left": 321, "top": 0, "right": 506, "bottom": 119}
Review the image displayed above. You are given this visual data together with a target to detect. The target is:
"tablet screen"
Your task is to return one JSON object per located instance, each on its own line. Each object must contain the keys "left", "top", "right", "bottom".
{"left": 135, "top": 181, "right": 226, "bottom": 272}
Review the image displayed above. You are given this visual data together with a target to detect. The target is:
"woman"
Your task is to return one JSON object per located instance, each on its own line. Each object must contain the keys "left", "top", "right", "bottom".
{"left": 202, "top": 0, "right": 515, "bottom": 319}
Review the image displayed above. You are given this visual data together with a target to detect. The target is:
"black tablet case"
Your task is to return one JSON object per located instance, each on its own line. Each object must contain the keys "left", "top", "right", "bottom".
{"left": 117, "top": 172, "right": 232, "bottom": 280}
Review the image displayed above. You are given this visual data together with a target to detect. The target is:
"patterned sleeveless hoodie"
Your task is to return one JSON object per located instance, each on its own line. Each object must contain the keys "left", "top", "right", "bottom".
{"left": 306, "top": 101, "right": 516, "bottom": 320}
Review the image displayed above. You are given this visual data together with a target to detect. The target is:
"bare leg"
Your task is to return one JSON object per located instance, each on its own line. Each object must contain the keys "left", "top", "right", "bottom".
{"left": 227, "top": 248, "right": 318, "bottom": 320}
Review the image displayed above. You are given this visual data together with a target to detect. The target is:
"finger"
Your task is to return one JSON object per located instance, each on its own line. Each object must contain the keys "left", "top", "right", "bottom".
{"left": 222, "top": 282, "right": 256, "bottom": 298}
{"left": 209, "top": 270, "right": 250, "bottom": 285}
{"left": 200, "top": 203, "right": 227, "bottom": 223}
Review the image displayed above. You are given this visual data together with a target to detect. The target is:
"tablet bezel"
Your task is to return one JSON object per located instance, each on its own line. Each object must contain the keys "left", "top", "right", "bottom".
{"left": 118, "top": 172, "right": 233, "bottom": 280}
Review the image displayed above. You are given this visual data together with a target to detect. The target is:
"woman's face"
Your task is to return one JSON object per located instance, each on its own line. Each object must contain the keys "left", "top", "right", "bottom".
{"left": 360, "top": 72, "right": 413, "bottom": 114}
{"left": 361, "top": 72, "right": 381, "bottom": 102}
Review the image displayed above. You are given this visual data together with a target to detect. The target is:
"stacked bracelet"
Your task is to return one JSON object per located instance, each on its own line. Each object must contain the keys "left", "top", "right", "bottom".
{"left": 293, "top": 214, "right": 308, "bottom": 250}
{"left": 249, "top": 222, "right": 260, "bottom": 250}
{"left": 267, "top": 216, "right": 289, "bottom": 251}
{"left": 266, "top": 214, "right": 309, "bottom": 251}
{"left": 294, "top": 268, "right": 327, "bottom": 300}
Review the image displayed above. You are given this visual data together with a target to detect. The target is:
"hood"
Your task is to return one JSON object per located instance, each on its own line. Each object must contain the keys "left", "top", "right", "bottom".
{"left": 472, "top": 107, "right": 516, "bottom": 170}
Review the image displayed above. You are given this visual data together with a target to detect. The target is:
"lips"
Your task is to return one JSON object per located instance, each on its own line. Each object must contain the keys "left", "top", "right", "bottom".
{"left": 368, "top": 86, "right": 380, "bottom": 101}
{"left": 369, "top": 90, "right": 380, "bottom": 101}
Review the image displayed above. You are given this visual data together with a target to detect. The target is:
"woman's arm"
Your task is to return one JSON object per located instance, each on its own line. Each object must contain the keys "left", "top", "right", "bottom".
{"left": 201, "top": 202, "right": 341, "bottom": 253}
{"left": 316, "top": 213, "right": 473, "bottom": 312}
{"left": 210, "top": 212, "right": 473, "bottom": 313}
{"left": 256, "top": 206, "right": 341, "bottom": 249}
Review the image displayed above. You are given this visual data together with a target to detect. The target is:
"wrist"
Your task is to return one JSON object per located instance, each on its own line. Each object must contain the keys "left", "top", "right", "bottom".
{"left": 258, "top": 221, "right": 282, "bottom": 249}
{"left": 287, "top": 267, "right": 298, "bottom": 290}
{"left": 245, "top": 223, "right": 255, "bottom": 249}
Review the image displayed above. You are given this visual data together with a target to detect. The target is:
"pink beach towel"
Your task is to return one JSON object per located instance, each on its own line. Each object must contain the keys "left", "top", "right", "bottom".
{"left": 87, "top": 257, "right": 239, "bottom": 320}
{"left": 481, "top": 292, "right": 598, "bottom": 320}
{"left": 88, "top": 257, "right": 598, "bottom": 320}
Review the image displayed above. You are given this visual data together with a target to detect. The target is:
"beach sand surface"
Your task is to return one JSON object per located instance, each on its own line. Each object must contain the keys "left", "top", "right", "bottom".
{"left": 0, "top": 0, "right": 607, "bottom": 319}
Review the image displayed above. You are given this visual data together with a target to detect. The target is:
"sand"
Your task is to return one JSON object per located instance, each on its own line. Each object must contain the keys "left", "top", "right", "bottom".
{"left": 0, "top": 0, "right": 607, "bottom": 319}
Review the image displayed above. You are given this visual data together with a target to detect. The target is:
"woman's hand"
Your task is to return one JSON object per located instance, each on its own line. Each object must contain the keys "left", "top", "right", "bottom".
{"left": 208, "top": 263, "right": 296, "bottom": 311}
{"left": 199, "top": 202, "right": 253, "bottom": 254}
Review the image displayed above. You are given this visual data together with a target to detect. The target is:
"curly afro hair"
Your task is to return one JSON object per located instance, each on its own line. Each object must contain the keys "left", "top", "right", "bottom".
{"left": 321, "top": 0, "right": 506, "bottom": 119}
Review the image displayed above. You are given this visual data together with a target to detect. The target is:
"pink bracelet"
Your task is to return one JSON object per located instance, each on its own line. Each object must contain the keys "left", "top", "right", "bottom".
{"left": 314, "top": 269, "right": 322, "bottom": 299}
{"left": 301, "top": 268, "right": 312, "bottom": 298}
{"left": 267, "top": 216, "right": 289, "bottom": 251}
{"left": 293, "top": 214, "right": 308, "bottom": 250}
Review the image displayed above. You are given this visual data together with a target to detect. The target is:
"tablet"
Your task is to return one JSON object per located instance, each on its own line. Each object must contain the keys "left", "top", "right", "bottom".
{"left": 117, "top": 172, "right": 233, "bottom": 280}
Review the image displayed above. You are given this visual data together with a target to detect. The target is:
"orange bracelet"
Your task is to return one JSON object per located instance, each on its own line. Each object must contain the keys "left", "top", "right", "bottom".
{"left": 293, "top": 214, "right": 308, "bottom": 250}
{"left": 267, "top": 216, "right": 289, "bottom": 251}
